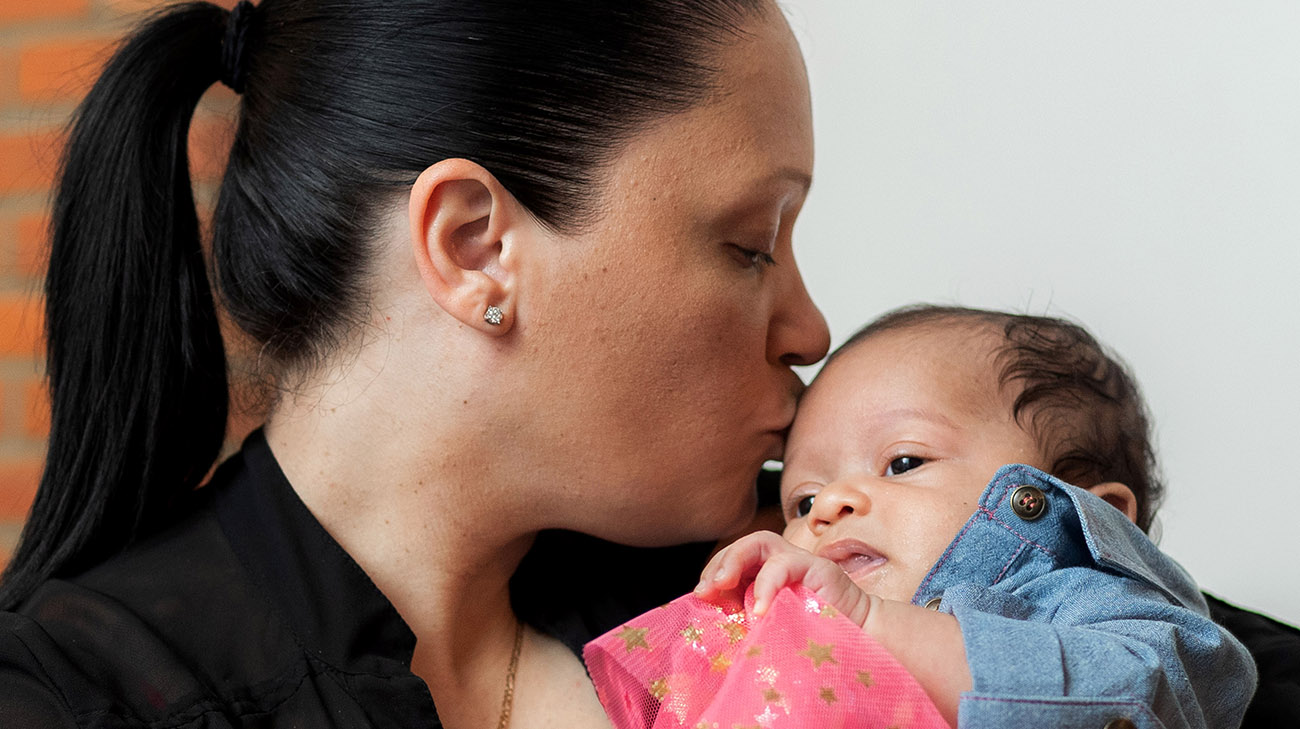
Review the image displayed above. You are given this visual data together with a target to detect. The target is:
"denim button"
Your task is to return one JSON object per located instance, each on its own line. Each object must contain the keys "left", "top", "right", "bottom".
{"left": 1011, "top": 485, "right": 1047, "bottom": 520}
{"left": 1103, "top": 719, "right": 1137, "bottom": 729}
{"left": 924, "top": 597, "right": 942, "bottom": 610}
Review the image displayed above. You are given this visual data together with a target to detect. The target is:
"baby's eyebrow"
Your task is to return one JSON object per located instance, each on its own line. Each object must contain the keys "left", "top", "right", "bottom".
{"left": 863, "top": 407, "right": 959, "bottom": 431}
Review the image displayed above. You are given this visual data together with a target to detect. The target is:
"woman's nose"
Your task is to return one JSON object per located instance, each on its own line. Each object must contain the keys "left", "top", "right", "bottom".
{"left": 770, "top": 264, "right": 830, "bottom": 367}
{"left": 808, "top": 479, "right": 869, "bottom": 534}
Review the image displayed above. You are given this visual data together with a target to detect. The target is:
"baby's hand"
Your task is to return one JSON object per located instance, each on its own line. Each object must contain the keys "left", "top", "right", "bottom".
{"left": 695, "top": 530, "right": 877, "bottom": 628}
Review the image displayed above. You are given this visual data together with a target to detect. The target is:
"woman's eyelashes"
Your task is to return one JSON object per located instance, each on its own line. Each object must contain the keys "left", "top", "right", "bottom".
{"left": 726, "top": 243, "right": 776, "bottom": 270}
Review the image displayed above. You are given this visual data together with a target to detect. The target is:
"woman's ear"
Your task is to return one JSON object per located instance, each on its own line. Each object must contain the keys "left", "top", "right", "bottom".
{"left": 1086, "top": 481, "right": 1139, "bottom": 524}
{"left": 408, "top": 158, "right": 522, "bottom": 334}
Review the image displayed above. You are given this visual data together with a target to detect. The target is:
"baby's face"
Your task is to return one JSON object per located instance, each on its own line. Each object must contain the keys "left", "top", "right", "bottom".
{"left": 781, "top": 325, "right": 1048, "bottom": 603}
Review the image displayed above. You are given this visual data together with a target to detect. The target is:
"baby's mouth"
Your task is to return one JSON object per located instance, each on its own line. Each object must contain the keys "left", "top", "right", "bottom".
{"left": 817, "top": 539, "right": 887, "bottom": 580}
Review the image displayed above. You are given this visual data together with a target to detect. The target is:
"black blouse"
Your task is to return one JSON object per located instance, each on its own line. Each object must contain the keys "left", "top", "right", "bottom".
{"left": 0, "top": 432, "right": 1295, "bottom": 727}
{"left": 0, "top": 432, "right": 712, "bottom": 727}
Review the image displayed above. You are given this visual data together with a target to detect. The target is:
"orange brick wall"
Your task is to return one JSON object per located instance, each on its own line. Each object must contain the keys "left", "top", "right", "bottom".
{"left": 0, "top": 0, "right": 246, "bottom": 567}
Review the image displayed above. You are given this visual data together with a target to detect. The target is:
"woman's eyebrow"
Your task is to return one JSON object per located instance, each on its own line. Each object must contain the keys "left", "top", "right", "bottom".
{"left": 706, "top": 167, "right": 812, "bottom": 225}
{"left": 772, "top": 166, "right": 812, "bottom": 193}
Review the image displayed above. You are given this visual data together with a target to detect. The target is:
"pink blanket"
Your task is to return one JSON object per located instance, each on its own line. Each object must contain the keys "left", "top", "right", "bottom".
{"left": 584, "top": 584, "right": 949, "bottom": 729}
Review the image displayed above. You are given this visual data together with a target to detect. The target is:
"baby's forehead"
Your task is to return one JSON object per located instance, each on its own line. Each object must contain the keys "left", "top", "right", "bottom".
{"left": 787, "top": 322, "right": 1022, "bottom": 445}
{"left": 815, "top": 322, "right": 1007, "bottom": 396}
{"left": 779, "top": 321, "right": 1045, "bottom": 481}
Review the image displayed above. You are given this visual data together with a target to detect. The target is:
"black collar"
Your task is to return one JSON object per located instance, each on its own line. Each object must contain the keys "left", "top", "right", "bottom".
{"left": 212, "top": 430, "right": 417, "bottom": 673}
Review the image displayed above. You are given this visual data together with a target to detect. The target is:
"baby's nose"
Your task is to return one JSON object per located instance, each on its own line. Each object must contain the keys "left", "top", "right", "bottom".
{"left": 809, "top": 479, "right": 870, "bottom": 531}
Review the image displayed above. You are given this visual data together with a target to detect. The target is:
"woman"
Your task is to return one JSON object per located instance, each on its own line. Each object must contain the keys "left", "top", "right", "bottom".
{"left": 0, "top": 0, "right": 828, "bottom": 726}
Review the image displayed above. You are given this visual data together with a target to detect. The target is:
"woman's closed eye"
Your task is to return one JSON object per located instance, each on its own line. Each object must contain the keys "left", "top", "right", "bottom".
{"left": 885, "top": 455, "right": 926, "bottom": 476}
{"left": 726, "top": 243, "right": 776, "bottom": 270}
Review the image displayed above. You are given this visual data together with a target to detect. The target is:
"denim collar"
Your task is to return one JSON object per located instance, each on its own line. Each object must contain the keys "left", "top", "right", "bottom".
{"left": 914, "top": 464, "right": 1206, "bottom": 612}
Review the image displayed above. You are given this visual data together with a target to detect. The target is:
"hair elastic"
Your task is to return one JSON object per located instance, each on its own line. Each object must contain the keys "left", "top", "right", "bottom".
{"left": 220, "top": 1, "right": 256, "bottom": 93}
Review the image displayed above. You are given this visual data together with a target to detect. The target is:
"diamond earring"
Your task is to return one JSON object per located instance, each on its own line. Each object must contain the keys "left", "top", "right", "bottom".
{"left": 484, "top": 305, "right": 504, "bottom": 326}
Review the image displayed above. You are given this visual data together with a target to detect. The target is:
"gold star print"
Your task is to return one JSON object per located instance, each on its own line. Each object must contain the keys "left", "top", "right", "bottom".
{"left": 709, "top": 653, "right": 733, "bottom": 672}
{"left": 819, "top": 604, "right": 839, "bottom": 618}
{"left": 762, "top": 687, "right": 783, "bottom": 703}
{"left": 798, "top": 639, "right": 837, "bottom": 669}
{"left": 856, "top": 670, "right": 874, "bottom": 688}
{"left": 616, "top": 626, "right": 650, "bottom": 653}
{"left": 720, "top": 620, "right": 748, "bottom": 644}
{"left": 648, "top": 677, "right": 670, "bottom": 700}
{"left": 746, "top": 645, "right": 763, "bottom": 658}
{"left": 819, "top": 686, "right": 838, "bottom": 704}
{"left": 681, "top": 624, "right": 704, "bottom": 644}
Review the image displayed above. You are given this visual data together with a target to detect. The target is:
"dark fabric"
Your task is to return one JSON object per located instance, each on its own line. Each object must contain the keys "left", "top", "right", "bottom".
{"left": 1205, "top": 594, "right": 1300, "bottom": 728}
{"left": 0, "top": 432, "right": 711, "bottom": 728}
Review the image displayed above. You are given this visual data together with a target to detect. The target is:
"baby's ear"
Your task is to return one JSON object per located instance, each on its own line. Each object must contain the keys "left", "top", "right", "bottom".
{"left": 1086, "top": 481, "right": 1138, "bottom": 524}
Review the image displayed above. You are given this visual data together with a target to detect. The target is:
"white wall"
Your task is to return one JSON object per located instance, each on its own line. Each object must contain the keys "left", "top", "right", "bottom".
{"left": 787, "top": 1, "right": 1300, "bottom": 625}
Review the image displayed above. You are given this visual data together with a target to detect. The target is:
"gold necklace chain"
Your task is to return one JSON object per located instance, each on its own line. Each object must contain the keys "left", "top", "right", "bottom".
{"left": 496, "top": 619, "right": 525, "bottom": 729}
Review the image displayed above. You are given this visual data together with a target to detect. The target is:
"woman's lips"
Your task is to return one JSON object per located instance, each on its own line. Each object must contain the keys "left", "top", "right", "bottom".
{"left": 817, "top": 539, "right": 887, "bottom": 580}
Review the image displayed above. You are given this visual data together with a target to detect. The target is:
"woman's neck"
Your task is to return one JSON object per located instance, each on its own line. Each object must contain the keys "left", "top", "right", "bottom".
{"left": 263, "top": 344, "right": 538, "bottom": 703}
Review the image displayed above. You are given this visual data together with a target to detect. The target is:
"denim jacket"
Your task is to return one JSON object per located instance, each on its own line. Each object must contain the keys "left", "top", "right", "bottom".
{"left": 914, "top": 465, "right": 1257, "bottom": 729}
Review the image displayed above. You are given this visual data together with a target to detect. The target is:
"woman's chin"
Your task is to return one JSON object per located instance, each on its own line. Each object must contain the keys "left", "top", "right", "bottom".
{"left": 589, "top": 499, "right": 760, "bottom": 548}
{"left": 676, "top": 492, "right": 762, "bottom": 544}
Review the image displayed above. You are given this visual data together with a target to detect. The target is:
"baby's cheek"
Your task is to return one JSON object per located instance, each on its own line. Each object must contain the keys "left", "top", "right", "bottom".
{"left": 781, "top": 518, "right": 815, "bottom": 551}
{"left": 892, "top": 509, "right": 969, "bottom": 573}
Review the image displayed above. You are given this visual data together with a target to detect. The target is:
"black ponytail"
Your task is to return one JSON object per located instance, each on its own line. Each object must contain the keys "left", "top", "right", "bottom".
{"left": 0, "top": 3, "right": 230, "bottom": 609}
{"left": 1, "top": 0, "right": 768, "bottom": 609}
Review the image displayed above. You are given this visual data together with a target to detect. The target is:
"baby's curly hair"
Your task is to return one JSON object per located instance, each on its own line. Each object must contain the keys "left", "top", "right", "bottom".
{"left": 832, "top": 304, "right": 1163, "bottom": 532}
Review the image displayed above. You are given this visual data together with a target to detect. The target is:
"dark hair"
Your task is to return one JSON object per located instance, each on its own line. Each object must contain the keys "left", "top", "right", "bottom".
{"left": 0, "top": 0, "right": 769, "bottom": 609}
{"left": 832, "top": 304, "right": 1163, "bottom": 532}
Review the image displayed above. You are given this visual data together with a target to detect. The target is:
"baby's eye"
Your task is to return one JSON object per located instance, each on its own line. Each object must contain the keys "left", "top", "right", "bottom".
{"left": 885, "top": 456, "right": 925, "bottom": 476}
{"left": 793, "top": 494, "right": 816, "bottom": 518}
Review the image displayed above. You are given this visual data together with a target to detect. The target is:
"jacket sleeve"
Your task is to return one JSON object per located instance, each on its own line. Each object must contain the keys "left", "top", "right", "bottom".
{"left": 945, "top": 572, "right": 1258, "bottom": 729}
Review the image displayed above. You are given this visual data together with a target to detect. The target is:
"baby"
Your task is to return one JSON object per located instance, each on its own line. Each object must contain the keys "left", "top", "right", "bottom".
{"left": 587, "top": 305, "right": 1256, "bottom": 729}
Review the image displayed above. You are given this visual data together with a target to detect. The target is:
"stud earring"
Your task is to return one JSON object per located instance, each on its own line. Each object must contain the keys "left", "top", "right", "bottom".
{"left": 484, "top": 305, "right": 504, "bottom": 326}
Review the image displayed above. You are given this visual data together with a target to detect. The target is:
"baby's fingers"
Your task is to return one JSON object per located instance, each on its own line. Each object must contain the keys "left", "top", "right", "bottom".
{"left": 754, "top": 551, "right": 874, "bottom": 625}
{"left": 750, "top": 553, "right": 810, "bottom": 617}
{"left": 695, "top": 531, "right": 787, "bottom": 599}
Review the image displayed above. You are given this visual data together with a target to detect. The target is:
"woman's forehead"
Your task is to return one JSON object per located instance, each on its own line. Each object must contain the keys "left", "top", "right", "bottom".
{"left": 592, "top": 11, "right": 812, "bottom": 213}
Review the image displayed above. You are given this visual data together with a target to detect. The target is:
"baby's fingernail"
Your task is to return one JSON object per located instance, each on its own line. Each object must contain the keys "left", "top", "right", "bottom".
{"left": 693, "top": 581, "right": 706, "bottom": 595}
